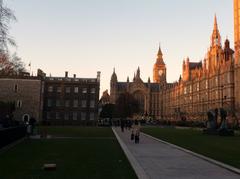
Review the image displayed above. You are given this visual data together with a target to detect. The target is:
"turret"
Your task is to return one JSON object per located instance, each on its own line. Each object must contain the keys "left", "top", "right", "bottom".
{"left": 223, "top": 38, "right": 234, "bottom": 61}
{"left": 110, "top": 68, "right": 117, "bottom": 83}
{"left": 110, "top": 68, "right": 118, "bottom": 103}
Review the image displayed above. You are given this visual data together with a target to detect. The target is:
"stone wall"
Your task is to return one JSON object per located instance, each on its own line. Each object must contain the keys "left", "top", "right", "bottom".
{"left": 0, "top": 78, "right": 43, "bottom": 121}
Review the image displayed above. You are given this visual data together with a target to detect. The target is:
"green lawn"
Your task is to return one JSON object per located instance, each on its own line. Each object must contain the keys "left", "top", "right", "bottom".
{"left": 0, "top": 127, "right": 137, "bottom": 179}
{"left": 38, "top": 126, "right": 114, "bottom": 137}
{"left": 142, "top": 127, "right": 240, "bottom": 169}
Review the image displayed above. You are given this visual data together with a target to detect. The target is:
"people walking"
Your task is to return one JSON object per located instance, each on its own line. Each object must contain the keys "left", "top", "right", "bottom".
{"left": 132, "top": 119, "right": 141, "bottom": 144}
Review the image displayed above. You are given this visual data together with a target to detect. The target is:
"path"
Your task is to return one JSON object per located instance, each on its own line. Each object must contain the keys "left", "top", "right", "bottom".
{"left": 113, "top": 127, "right": 240, "bottom": 179}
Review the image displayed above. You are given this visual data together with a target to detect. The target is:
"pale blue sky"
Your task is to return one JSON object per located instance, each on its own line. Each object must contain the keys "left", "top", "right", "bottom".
{"left": 7, "top": 0, "right": 233, "bottom": 95}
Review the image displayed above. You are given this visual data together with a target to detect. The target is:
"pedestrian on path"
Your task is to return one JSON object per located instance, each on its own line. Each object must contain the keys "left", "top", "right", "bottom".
{"left": 120, "top": 118, "right": 125, "bottom": 132}
{"left": 133, "top": 120, "right": 141, "bottom": 144}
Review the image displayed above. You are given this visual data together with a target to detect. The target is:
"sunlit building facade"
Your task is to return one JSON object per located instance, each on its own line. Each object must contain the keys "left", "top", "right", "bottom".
{"left": 110, "top": 13, "right": 240, "bottom": 123}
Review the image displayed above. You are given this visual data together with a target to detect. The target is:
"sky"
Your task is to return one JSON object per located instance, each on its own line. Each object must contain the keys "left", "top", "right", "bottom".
{"left": 6, "top": 0, "right": 234, "bottom": 95}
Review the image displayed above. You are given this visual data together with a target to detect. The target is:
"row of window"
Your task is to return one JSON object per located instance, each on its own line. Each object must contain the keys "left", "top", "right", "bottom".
{"left": 46, "top": 112, "right": 95, "bottom": 121}
{"left": 47, "top": 99, "right": 95, "bottom": 108}
{"left": 48, "top": 86, "right": 96, "bottom": 94}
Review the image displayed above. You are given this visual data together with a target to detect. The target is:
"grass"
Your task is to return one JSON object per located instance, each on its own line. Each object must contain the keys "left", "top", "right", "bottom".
{"left": 142, "top": 127, "right": 240, "bottom": 169}
{"left": 38, "top": 126, "right": 114, "bottom": 137}
{"left": 0, "top": 127, "right": 137, "bottom": 179}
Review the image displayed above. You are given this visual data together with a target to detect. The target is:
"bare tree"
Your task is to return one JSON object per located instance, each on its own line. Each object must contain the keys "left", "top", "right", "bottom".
{"left": 0, "top": 0, "right": 17, "bottom": 53}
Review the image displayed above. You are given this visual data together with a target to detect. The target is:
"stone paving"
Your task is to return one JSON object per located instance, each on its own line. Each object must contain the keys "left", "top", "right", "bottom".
{"left": 113, "top": 127, "right": 240, "bottom": 179}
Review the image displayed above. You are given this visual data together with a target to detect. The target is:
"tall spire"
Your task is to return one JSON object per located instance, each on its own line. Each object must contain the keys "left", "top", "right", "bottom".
{"left": 136, "top": 66, "right": 140, "bottom": 78}
{"left": 111, "top": 67, "right": 117, "bottom": 82}
{"left": 156, "top": 44, "right": 165, "bottom": 65}
{"left": 211, "top": 14, "right": 221, "bottom": 47}
{"left": 157, "top": 43, "right": 163, "bottom": 57}
{"left": 214, "top": 14, "right": 218, "bottom": 31}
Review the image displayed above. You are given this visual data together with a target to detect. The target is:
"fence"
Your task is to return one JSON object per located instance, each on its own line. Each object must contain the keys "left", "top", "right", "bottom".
{"left": 0, "top": 126, "right": 27, "bottom": 149}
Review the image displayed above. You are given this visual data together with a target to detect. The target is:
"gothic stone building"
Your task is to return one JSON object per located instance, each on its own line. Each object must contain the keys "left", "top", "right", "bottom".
{"left": 43, "top": 71, "right": 100, "bottom": 125}
{"left": 110, "top": 66, "right": 161, "bottom": 119}
{"left": 110, "top": 13, "right": 239, "bottom": 123}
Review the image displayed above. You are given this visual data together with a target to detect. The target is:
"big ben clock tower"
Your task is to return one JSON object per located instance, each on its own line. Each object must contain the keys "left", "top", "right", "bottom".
{"left": 153, "top": 45, "right": 166, "bottom": 83}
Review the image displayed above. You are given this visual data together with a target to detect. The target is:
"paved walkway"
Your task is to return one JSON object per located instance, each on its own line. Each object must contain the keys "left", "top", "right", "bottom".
{"left": 113, "top": 127, "right": 240, "bottom": 179}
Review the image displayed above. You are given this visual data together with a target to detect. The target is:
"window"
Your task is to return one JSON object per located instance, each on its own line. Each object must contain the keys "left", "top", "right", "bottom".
{"left": 73, "top": 112, "right": 78, "bottom": 120}
{"left": 47, "top": 99, "right": 52, "bottom": 107}
{"left": 82, "top": 88, "right": 87, "bottom": 94}
{"left": 56, "top": 112, "right": 60, "bottom": 120}
{"left": 90, "top": 100, "right": 95, "bottom": 108}
{"left": 57, "top": 87, "right": 62, "bottom": 93}
{"left": 197, "top": 83, "right": 199, "bottom": 91}
{"left": 74, "top": 87, "right": 79, "bottom": 93}
{"left": 184, "top": 87, "right": 187, "bottom": 95}
{"left": 90, "top": 113, "right": 95, "bottom": 120}
{"left": 47, "top": 112, "right": 51, "bottom": 119}
{"left": 14, "top": 84, "right": 18, "bottom": 93}
{"left": 64, "top": 113, "right": 69, "bottom": 120}
{"left": 56, "top": 100, "right": 61, "bottom": 107}
{"left": 65, "top": 100, "right": 70, "bottom": 107}
{"left": 48, "top": 86, "right": 53, "bottom": 92}
{"left": 66, "top": 87, "right": 71, "bottom": 93}
{"left": 81, "top": 100, "right": 87, "bottom": 108}
{"left": 90, "top": 88, "right": 95, "bottom": 94}
{"left": 16, "top": 100, "right": 22, "bottom": 108}
{"left": 228, "top": 73, "right": 231, "bottom": 83}
{"left": 73, "top": 100, "right": 78, "bottom": 107}
{"left": 81, "top": 112, "right": 86, "bottom": 120}
{"left": 206, "top": 81, "right": 208, "bottom": 89}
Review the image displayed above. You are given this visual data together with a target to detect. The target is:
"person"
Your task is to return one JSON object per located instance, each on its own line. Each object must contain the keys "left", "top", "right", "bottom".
{"left": 120, "top": 119, "right": 125, "bottom": 132}
{"left": 131, "top": 130, "right": 134, "bottom": 140}
{"left": 29, "top": 117, "right": 36, "bottom": 135}
{"left": 135, "top": 129, "right": 140, "bottom": 144}
{"left": 133, "top": 120, "right": 141, "bottom": 144}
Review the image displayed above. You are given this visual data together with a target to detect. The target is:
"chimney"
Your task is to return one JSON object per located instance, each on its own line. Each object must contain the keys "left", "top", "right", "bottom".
{"left": 65, "top": 71, "right": 68, "bottom": 78}
{"left": 97, "top": 71, "right": 101, "bottom": 82}
{"left": 73, "top": 74, "right": 76, "bottom": 78}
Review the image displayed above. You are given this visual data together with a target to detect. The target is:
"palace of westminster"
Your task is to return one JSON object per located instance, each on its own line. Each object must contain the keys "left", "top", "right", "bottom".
{"left": 110, "top": 0, "right": 240, "bottom": 122}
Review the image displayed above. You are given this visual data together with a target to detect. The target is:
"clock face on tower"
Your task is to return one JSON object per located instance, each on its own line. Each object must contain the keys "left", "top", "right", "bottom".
{"left": 159, "top": 70, "right": 163, "bottom": 76}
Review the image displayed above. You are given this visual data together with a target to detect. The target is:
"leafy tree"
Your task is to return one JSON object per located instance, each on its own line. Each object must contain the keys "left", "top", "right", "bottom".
{"left": 115, "top": 92, "right": 140, "bottom": 118}
{"left": 100, "top": 103, "right": 115, "bottom": 118}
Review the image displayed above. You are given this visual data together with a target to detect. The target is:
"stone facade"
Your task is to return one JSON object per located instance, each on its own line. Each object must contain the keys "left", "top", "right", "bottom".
{"left": 234, "top": 0, "right": 240, "bottom": 119}
{"left": 110, "top": 14, "right": 239, "bottom": 123}
{"left": 42, "top": 72, "right": 100, "bottom": 125}
{"left": 110, "top": 67, "right": 161, "bottom": 118}
{"left": 159, "top": 16, "right": 235, "bottom": 122}
{"left": 0, "top": 75, "right": 44, "bottom": 121}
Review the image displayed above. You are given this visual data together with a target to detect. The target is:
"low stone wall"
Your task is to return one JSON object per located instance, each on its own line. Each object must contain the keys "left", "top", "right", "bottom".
{"left": 0, "top": 126, "right": 27, "bottom": 149}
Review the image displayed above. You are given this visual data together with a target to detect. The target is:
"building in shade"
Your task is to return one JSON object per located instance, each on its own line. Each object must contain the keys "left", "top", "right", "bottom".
{"left": 0, "top": 71, "right": 45, "bottom": 122}
{"left": 110, "top": 67, "right": 161, "bottom": 119}
{"left": 42, "top": 71, "right": 100, "bottom": 125}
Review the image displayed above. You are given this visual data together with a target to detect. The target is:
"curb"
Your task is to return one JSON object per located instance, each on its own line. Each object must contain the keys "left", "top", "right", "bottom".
{"left": 0, "top": 137, "right": 26, "bottom": 155}
{"left": 112, "top": 127, "right": 150, "bottom": 179}
{"left": 142, "top": 133, "right": 240, "bottom": 175}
